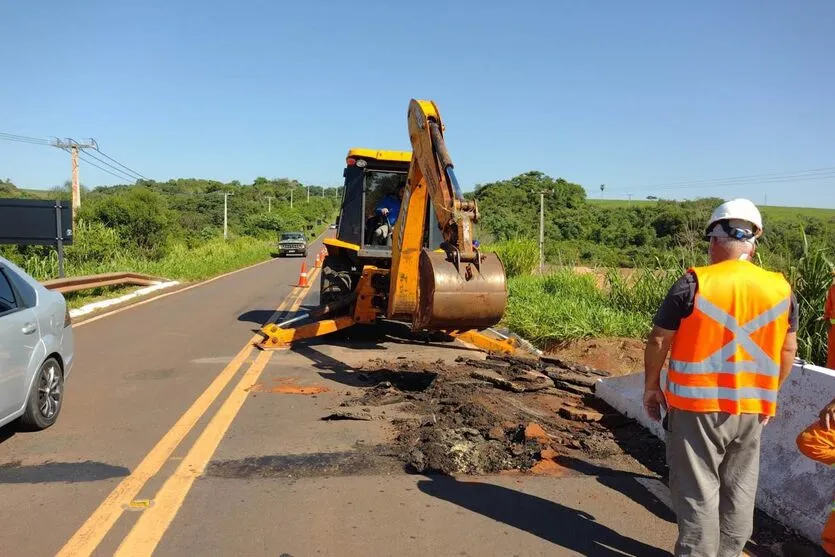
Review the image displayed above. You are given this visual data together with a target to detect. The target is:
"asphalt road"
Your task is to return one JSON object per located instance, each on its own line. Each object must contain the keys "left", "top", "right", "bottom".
{"left": 0, "top": 234, "right": 678, "bottom": 557}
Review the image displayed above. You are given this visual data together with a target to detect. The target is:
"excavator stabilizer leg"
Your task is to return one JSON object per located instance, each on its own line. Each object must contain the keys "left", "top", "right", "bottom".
{"left": 448, "top": 330, "right": 518, "bottom": 354}
{"left": 257, "top": 316, "right": 358, "bottom": 351}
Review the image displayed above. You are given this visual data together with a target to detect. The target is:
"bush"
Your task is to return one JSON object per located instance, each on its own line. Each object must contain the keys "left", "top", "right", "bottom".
{"left": 65, "top": 219, "right": 121, "bottom": 266}
{"left": 80, "top": 187, "right": 176, "bottom": 258}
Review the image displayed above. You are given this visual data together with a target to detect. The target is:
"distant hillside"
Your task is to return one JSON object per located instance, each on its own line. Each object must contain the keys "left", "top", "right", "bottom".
{"left": 590, "top": 198, "right": 835, "bottom": 219}
{"left": 472, "top": 171, "right": 835, "bottom": 269}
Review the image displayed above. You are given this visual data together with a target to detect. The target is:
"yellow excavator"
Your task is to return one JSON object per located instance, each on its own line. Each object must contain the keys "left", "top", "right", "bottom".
{"left": 257, "top": 99, "right": 516, "bottom": 354}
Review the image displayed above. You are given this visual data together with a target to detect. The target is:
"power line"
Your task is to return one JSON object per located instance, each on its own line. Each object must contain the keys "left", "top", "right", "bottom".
{"left": 93, "top": 148, "right": 149, "bottom": 181}
{"left": 82, "top": 149, "right": 144, "bottom": 181}
{"left": 608, "top": 166, "right": 835, "bottom": 193}
{"left": 0, "top": 132, "right": 52, "bottom": 146}
{"left": 76, "top": 151, "right": 137, "bottom": 183}
{"left": 1, "top": 131, "right": 149, "bottom": 181}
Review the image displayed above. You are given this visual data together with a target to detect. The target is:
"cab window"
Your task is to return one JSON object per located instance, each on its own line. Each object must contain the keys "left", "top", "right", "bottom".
{"left": 363, "top": 170, "right": 407, "bottom": 245}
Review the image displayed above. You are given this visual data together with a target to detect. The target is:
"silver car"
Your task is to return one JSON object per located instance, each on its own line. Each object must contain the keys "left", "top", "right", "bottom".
{"left": 0, "top": 256, "right": 74, "bottom": 430}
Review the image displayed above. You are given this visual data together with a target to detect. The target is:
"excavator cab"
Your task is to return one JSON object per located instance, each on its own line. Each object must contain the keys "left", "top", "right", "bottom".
{"left": 335, "top": 149, "right": 442, "bottom": 256}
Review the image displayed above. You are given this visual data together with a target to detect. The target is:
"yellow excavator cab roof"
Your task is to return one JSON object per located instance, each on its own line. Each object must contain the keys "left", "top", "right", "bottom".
{"left": 347, "top": 148, "right": 411, "bottom": 163}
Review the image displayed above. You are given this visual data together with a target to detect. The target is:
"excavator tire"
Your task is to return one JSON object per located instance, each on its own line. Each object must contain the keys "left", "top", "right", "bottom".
{"left": 319, "top": 255, "right": 359, "bottom": 312}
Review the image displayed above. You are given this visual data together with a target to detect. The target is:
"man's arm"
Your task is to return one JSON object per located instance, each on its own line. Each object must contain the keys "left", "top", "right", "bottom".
{"left": 644, "top": 325, "right": 675, "bottom": 421}
{"left": 779, "top": 331, "right": 797, "bottom": 387}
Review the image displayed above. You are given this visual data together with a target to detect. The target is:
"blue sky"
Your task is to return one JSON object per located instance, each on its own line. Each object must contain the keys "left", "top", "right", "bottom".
{"left": 1, "top": 0, "right": 834, "bottom": 208}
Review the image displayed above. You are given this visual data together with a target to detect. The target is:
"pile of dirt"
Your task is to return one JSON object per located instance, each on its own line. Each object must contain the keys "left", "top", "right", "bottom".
{"left": 336, "top": 356, "right": 648, "bottom": 476}
{"left": 544, "top": 337, "right": 646, "bottom": 377}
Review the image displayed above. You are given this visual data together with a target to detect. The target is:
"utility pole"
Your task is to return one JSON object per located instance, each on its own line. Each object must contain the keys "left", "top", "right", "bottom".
{"left": 307, "top": 185, "right": 310, "bottom": 203}
{"left": 222, "top": 192, "right": 233, "bottom": 240}
{"left": 265, "top": 196, "right": 273, "bottom": 213}
{"left": 628, "top": 193, "right": 633, "bottom": 207}
{"left": 51, "top": 138, "right": 97, "bottom": 217}
{"left": 536, "top": 191, "right": 548, "bottom": 274}
{"left": 290, "top": 188, "right": 294, "bottom": 209}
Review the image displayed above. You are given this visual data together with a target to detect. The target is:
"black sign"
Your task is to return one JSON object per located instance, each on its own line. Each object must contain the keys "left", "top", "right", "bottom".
{"left": 0, "top": 198, "right": 73, "bottom": 246}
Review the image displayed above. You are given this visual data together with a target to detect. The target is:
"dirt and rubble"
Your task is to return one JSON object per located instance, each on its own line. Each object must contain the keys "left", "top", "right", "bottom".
{"left": 330, "top": 352, "right": 650, "bottom": 477}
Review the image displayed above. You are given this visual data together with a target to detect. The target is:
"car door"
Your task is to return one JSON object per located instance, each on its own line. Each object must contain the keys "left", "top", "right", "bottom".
{"left": 0, "top": 267, "right": 38, "bottom": 422}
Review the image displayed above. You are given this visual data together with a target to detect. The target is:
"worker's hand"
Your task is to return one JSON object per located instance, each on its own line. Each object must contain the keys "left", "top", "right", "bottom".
{"left": 759, "top": 415, "right": 770, "bottom": 426}
{"left": 380, "top": 208, "right": 389, "bottom": 216}
{"left": 643, "top": 388, "right": 667, "bottom": 422}
{"left": 819, "top": 398, "right": 835, "bottom": 430}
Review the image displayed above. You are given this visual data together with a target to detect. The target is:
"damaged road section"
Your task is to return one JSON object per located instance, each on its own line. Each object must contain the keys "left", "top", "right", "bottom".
{"left": 332, "top": 356, "right": 652, "bottom": 477}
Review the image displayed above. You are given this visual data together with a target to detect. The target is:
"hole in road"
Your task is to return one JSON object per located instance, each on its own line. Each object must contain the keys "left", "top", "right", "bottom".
{"left": 357, "top": 370, "right": 438, "bottom": 392}
{"left": 0, "top": 460, "right": 130, "bottom": 483}
{"left": 205, "top": 447, "right": 406, "bottom": 479}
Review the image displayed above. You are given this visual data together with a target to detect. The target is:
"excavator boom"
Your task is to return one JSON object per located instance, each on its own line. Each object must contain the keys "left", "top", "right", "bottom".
{"left": 388, "top": 99, "right": 507, "bottom": 330}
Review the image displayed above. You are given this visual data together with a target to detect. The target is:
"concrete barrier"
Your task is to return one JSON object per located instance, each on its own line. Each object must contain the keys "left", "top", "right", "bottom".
{"left": 596, "top": 363, "right": 835, "bottom": 543}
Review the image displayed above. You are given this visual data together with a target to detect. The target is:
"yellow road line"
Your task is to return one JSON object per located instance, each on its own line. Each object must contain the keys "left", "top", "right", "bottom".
{"left": 113, "top": 280, "right": 316, "bottom": 556}
{"left": 55, "top": 282, "right": 309, "bottom": 557}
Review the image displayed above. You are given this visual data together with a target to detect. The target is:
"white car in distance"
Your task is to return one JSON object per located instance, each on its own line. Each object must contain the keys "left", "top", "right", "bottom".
{"left": 0, "top": 256, "right": 74, "bottom": 430}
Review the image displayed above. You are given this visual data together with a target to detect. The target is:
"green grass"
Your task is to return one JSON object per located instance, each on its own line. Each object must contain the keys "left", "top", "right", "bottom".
{"left": 64, "top": 285, "right": 143, "bottom": 310}
{"left": 18, "top": 236, "right": 273, "bottom": 283}
{"left": 504, "top": 269, "right": 675, "bottom": 348}
{"left": 590, "top": 198, "right": 835, "bottom": 219}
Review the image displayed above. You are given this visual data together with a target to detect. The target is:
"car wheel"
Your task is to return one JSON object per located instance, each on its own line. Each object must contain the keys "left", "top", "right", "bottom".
{"left": 303, "top": 250, "right": 308, "bottom": 257}
{"left": 20, "top": 357, "right": 64, "bottom": 431}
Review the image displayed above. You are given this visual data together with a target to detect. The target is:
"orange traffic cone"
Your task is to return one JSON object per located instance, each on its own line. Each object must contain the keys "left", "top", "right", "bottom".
{"left": 297, "top": 261, "right": 309, "bottom": 288}
{"left": 314, "top": 251, "right": 323, "bottom": 269}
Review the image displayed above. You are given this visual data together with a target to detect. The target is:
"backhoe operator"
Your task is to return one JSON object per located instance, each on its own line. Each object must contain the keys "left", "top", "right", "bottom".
{"left": 372, "top": 183, "right": 404, "bottom": 245}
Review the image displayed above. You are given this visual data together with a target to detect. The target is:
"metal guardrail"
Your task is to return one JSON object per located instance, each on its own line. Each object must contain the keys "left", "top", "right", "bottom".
{"left": 41, "top": 272, "right": 165, "bottom": 294}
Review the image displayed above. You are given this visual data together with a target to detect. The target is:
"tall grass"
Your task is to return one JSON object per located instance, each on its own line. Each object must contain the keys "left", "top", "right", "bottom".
{"left": 787, "top": 232, "right": 833, "bottom": 365}
{"left": 505, "top": 270, "right": 667, "bottom": 347}
{"left": 483, "top": 239, "right": 539, "bottom": 278}
{"left": 506, "top": 248, "right": 832, "bottom": 366}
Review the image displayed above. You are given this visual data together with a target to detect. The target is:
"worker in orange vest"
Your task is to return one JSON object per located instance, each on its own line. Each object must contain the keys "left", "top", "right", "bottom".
{"left": 644, "top": 198, "right": 799, "bottom": 557}
{"left": 795, "top": 397, "right": 835, "bottom": 555}
{"left": 825, "top": 275, "right": 835, "bottom": 369}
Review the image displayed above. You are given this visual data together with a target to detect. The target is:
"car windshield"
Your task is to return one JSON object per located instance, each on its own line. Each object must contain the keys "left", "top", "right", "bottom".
{"left": 280, "top": 233, "right": 304, "bottom": 241}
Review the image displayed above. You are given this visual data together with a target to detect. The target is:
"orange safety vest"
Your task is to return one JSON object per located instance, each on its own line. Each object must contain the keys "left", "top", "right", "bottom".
{"left": 665, "top": 259, "right": 792, "bottom": 416}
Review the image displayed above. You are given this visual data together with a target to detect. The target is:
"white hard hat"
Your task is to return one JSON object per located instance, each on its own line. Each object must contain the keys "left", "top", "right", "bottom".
{"left": 706, "top": 198, "right": 763, "bottom": 240}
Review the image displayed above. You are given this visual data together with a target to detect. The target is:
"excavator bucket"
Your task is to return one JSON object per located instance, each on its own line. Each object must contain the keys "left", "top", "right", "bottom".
{"left": 413, "top": 249, "right": 507, "bottom": 331}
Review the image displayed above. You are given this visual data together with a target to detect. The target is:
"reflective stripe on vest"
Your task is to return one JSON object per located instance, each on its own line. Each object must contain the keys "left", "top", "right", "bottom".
{"left": 669, "top": 296, "right": 790, "bottom": 377}
{"left": 665, "top": 261, "right": 791, "bottom": 416}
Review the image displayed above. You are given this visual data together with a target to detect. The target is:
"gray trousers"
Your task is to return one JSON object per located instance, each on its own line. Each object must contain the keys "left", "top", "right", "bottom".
{"left": 666, "top": 410, "right": 764, "bottom": 557}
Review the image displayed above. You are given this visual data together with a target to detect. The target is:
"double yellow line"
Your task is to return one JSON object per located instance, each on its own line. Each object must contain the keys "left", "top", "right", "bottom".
{"left": 58, "top": 267, "right": 320, "bottom": 557}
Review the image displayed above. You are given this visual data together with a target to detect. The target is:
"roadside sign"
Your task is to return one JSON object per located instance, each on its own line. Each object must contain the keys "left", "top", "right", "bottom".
{"left": 0, "top": 198, "right": 73, "bottom": 277}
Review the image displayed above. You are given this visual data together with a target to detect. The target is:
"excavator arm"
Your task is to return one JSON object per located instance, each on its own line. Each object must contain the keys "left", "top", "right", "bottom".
{"left": 388, "top": 99, "right": 507, "bottom": 330}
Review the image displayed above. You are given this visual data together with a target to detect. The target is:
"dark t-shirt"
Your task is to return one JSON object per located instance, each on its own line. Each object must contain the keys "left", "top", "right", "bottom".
{"left": 653, "top": 270, "right": 798, "bottom": 332}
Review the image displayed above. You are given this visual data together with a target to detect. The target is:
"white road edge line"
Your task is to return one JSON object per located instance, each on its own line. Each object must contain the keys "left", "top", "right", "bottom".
{"left": 70, "top": 281, "right": 181, "bottom": 318}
